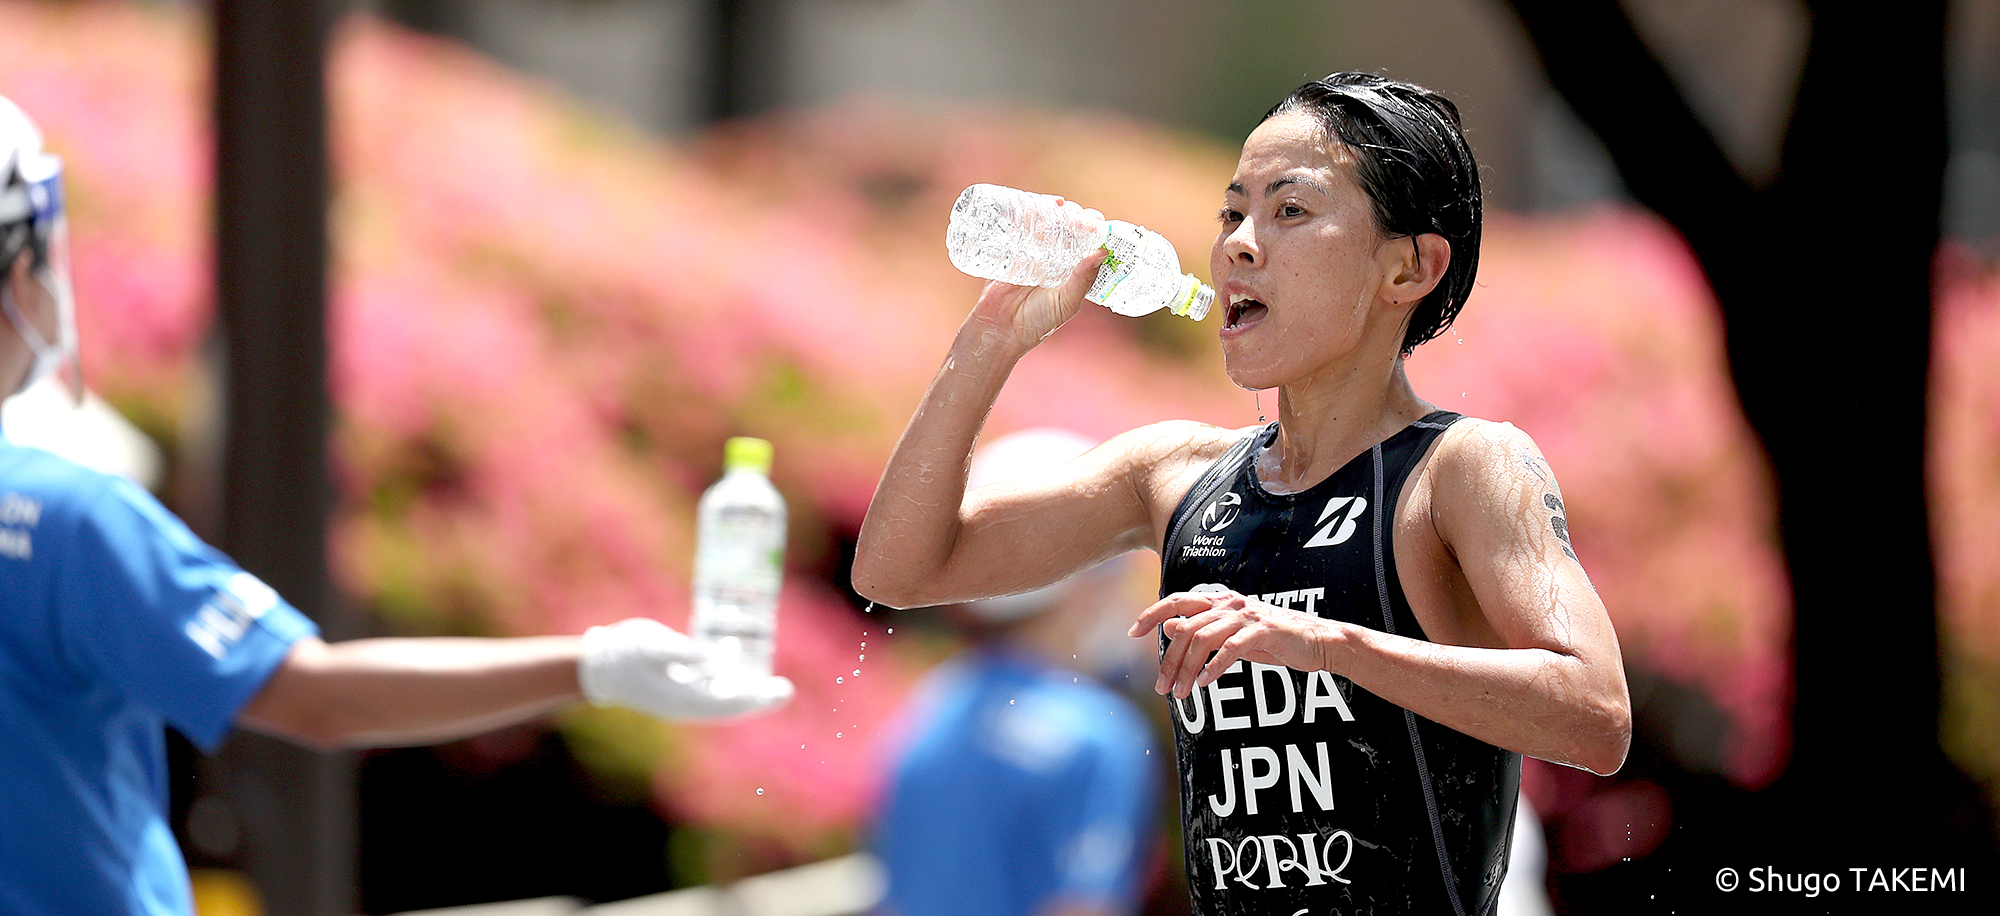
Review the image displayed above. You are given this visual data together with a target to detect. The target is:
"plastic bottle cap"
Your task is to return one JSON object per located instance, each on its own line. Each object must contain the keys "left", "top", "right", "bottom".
{"left": 724, "top": 437, "right": 774, "bottom": 474}
{"left": 1173, "top": 277, "right": 1216, "bottom": 321}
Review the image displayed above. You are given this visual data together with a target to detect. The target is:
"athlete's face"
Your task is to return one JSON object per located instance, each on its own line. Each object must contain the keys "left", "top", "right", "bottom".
{"left": 1211, "top": 112, "right": 1416, "bottom": 392}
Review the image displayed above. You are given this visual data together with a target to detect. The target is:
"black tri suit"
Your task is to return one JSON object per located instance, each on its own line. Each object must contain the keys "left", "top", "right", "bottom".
{"left": 1158, "top": 411, "right": 1520, "bottom": 915}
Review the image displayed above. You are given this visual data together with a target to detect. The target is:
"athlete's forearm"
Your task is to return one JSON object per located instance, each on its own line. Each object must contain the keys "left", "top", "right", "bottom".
{"left": 1146, "top": 590, "right": 1628, "bottom": 774}
{"left": 852, "top": 313, "right": 1029, "bottom": 608}
{"left": 1319, "top": 620, "right": 1631, "bottom": 775}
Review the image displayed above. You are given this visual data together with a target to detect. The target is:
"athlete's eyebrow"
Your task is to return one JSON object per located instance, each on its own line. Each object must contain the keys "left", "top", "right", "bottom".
{"left": 1224, "top": 176, "right": 1331, "bottom": 197}
{"left": 1267, "top": 176, "right": 1329, "bottom": 196}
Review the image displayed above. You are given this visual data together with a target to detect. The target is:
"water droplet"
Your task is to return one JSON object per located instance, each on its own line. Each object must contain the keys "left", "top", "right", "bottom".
{"left": 852, "top": 669, "right": 862, "bottom": 677}
{"left": 1009, "top": 699, "right": 1016, "bottom": 705}
{"left": 756, "top": 787, "right": 765, "bottom": 796}
{"left": 860, "top": 642, "right": 867, "bottom": 648}
{"left": 836, "top": 732, "right": 844, "bottom": 738}
{"left": 887, "top": 628, "right": 894, "bottom": 634}
{"left": 800, "top": 744, "right": 806, "bottom": 749}
{"left": 858, "top": 654, "right": 866, "bottom": 661}
{"left": 836, "top": 676, "right": 844, "bottom": 684}
{"left": 864, "top": 602, "right": 876, "bottom": 614}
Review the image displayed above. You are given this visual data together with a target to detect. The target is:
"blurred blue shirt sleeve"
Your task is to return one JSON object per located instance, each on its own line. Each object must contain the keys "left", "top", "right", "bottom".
{"left": 56, "top": 473, "right": 317, "bottom": 751}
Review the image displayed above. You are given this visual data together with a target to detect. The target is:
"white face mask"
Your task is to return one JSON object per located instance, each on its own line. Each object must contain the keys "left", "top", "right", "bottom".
{"left": 2, "top": 275, "right": 75, "bottom": 397}
{"left": 1, "top": 170, "right": 77, "bottom": 400}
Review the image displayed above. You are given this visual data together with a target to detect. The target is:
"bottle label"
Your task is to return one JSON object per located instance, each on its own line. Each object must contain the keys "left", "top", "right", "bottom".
{"left": 695, "top": 505, "right": 785, "bottom": 601}
{"left": 1087, "top": 222, "right": 1151, "bottom": 304}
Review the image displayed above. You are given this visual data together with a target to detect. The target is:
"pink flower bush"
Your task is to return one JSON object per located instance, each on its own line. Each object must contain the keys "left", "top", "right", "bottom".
{"left": 1930, "top": 245, "right": 2000, "bottom": 789}
{"left": 0, "top": 1, "right": 211, "bottom": 415}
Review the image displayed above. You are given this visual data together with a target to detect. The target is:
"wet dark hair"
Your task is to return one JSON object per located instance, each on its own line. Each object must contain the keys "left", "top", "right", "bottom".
{"left": 1263, "top": 72, "right": 1482, "bottom": 354}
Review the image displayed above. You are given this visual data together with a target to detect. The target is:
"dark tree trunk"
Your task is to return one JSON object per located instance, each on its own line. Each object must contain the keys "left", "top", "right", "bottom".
{"left": 697, "top": 0, "right": 789, "bottom": 124}
{"left": 210, "top": 1, "right": 357, "bottom": 913}
{"left": 1505, "top": 0, "right": 1996, "bottom": 905}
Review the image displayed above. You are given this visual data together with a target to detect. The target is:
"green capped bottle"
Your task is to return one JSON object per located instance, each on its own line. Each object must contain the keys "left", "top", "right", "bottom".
{"left": 690, "top": 437, "right": 786, "bottom": 676}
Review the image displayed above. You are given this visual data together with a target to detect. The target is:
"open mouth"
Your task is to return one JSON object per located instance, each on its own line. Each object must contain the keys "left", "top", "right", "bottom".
{"left": 1225, "top": 295, "right": 1269, "bottom": 330}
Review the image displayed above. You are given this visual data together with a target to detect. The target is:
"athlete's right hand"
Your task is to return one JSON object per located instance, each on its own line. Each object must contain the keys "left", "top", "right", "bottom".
{"left": 1130, "top": 586, "right": 1337, "bottom": 699}
{"left": 970, "top": 203, "right": 1109, "bottom": 353}
{"left": 579, "top": 618, "right": 794, "bottom": 722}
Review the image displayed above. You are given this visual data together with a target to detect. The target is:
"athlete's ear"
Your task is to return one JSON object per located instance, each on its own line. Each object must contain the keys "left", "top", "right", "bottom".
{"left": 1381, "top": 233, "right": 1449, "bottom": 309}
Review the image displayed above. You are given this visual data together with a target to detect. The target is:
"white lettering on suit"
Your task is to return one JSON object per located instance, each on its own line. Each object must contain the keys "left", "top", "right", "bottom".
{"left": 1174, "top": 581, "right": 1368, "bottom": 895}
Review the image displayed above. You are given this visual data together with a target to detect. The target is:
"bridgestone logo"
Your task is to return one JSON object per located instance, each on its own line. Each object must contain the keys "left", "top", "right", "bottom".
{"left": 1304, "top": 497, "right": 1366, "bottom": 549}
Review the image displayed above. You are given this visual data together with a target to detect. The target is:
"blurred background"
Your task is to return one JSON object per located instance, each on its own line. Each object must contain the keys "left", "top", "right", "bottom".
{"left": 3, "top": 0, "right": 1999, "bottom": 913}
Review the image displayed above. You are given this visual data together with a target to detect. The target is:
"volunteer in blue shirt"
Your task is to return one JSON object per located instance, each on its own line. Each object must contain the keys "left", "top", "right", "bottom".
{"left": 0, "top": 94, "right": 793, "bottom": 916}
{"left": 873, "top": 430, "right": 1161, "bottom": 916}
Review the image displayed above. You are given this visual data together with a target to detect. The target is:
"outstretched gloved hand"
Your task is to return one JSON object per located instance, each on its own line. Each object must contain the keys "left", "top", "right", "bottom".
{"left": 579, "top": 618, "right": 794, "bottom": 721}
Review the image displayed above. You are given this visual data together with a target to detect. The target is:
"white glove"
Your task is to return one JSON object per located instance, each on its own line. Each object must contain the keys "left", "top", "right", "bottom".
{"left": 579, "top": 618, "right": 794, "bottom": 721}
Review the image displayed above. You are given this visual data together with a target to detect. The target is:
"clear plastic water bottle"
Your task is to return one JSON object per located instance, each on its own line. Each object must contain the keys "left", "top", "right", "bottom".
{"left": 946, "top": 184, "right": 1214, "bottom": 320}
{"left": 691, "top": 437, "right": 786, "bottom": 677}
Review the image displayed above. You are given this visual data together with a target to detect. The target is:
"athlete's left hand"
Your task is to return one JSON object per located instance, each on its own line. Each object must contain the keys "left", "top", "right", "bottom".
{"left": 1129, "top": 586, "right": 1337, "bottom": 698}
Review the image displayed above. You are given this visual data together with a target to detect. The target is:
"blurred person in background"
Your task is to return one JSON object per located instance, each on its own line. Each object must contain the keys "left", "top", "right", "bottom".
{"left": 855, "top": 73, "right": 1629, "bottom": 915}
{"left": 0, "top": 93, "right": 792, "bottom": 916}
{"left": 873, "top": 428, "right": 1162, "bottom": 916}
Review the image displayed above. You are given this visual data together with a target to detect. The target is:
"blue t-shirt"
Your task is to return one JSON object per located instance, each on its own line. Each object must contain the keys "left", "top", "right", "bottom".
{"left": 876, "top": 648, "right": 1160, "bottom": 916}
{"left": 0, "top": 431, "right": 316, "bottom": 916}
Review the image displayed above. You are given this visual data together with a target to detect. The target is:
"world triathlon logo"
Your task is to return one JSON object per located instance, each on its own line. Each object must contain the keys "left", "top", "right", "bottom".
{"left": 1201, "top": 492, "right": 1243, "bottom": 533}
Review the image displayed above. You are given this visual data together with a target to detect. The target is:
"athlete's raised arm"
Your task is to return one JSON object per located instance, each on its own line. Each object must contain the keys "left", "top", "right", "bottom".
{"left": 853, "top": 240, "right": 1223, "bottom": 609}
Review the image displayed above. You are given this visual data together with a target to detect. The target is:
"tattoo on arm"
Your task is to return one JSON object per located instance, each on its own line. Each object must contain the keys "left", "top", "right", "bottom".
{"left": 1520, "top": 449, "right": 1550, "bottom": 483}
{"left": 1543, "top": 492, "right": 1577, "bottom": 560}
{"left": 1521, "top": 450, "right": 1576, "bottom": 559}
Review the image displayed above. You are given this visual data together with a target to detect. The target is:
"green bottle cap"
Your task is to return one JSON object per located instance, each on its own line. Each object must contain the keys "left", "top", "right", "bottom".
{"left": 724, "top": 437, "right": 774, "bottom": 474}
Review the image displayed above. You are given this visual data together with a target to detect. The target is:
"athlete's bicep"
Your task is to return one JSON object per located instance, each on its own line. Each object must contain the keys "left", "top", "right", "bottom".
{"left": 1431, "top": 422, "right": 1617, "bottom": 661}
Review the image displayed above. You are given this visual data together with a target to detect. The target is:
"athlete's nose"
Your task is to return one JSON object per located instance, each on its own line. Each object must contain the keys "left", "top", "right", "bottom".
{"left": 1208, "top": 223, "right": 1256, "bottom": 278}
{"left": 1217, "top": 219, "right": 1260, "bottom": 270}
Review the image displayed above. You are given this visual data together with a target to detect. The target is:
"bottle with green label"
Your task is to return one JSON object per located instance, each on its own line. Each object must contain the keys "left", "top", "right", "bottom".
{"left": 691, "top": 437, "right": 786, "bottom": 677}
{"left": 945, "top": 183, "right": 1213, "bottom": 320}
